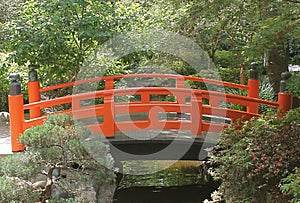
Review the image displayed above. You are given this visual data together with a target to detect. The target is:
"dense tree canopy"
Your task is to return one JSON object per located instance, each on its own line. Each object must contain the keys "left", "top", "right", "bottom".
{"left": 0, "top": 0, "right": 299, "bottom": 107}
{"left": 177, "top": 0, "right": 300, "bottom": 89}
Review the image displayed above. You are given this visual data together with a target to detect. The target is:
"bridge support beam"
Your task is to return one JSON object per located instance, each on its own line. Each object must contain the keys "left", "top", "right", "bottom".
{"left": 247, "top": 62, "right": 259, "bottom": 114}
{"left": 28, "top": 65, "right": 41, "bottom": 119}
{"left": 8, "top": 73, "right": 25, "bottom": 152}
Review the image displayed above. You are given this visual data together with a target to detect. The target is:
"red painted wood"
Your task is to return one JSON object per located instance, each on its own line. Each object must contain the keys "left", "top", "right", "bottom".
{"left": 9, "top": 74, "right": 291, "bottom": 152}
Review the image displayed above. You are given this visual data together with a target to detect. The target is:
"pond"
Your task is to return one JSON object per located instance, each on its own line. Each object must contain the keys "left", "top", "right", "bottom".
{"left": 114, "top": 160, "right": 219, "bottom": 203}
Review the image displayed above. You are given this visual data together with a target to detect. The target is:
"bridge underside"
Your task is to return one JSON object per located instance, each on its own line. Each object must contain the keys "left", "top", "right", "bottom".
{"left": 93, "top": 130, "right": 220, "bottom": 161}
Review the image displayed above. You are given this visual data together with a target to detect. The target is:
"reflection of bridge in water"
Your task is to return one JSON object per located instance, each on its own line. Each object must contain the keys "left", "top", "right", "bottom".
{"left": 8, "top": 64, "right": 292, "bottom": 160}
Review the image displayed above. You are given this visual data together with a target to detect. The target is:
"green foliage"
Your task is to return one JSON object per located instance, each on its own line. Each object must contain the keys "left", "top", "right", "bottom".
{"left": 289, "top": 39, "right": 300, "bottom": 65}
{"left": 211, "top": 108, "right": 300, "bottom": 202}
{"left": 0, "top": 152, "right": 42, "bottom": 180}
{"left": 214, "top": 50, "right": 240, "bottom": 69}
{"left": 287, "top": 73, "right": 300, "bottom": 97}
{"left": 281, "top": 167, "right": 300, "bottom": 203}
{"left": 0, "top": 53, "right": 9, "bottom": 111}
{"left": 220, "top": 78, "right": 275, "bottom": 113}
{"left": 177, "top": 0, "right": 300, "bottom": 90}
{"left": 0, "top": 176, "right": 39, "bottom": 202}
{"left": 0, "top": 114, "right": 116, "bottom": 202}
{"left": 258, "top": 78, "right": 276, "bottom": 113}
{"left": 0, "top": 0, "right": 22, "bottom": 24}
{"left": 218, "top": 67, "right": 241, "bottom": 84}
{"left": 1, "top": 0, "right": 147, "bottom": 87}
{"left": 222, "top": 88, "right": 248, "bottom": 111}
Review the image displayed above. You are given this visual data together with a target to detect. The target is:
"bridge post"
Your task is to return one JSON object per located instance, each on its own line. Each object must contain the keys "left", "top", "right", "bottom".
{"left": 278, "top": 72, "right": 292, "bottom": 116}
{"left": 191, "top": 92, "right": 202, "bottom": 135}
{"left": 28, "top": 64, "right": 41, "bottom": 119}
{"left": 103, "top": 91, "right": 115, "bottom": 137}
{"left": 176, "top": 77, "right": 186, "bottom": 115}
{"left": 105, "top": 78, "right": 114, "bottom": 90}
{"left": 247, "top": 62, "right": 260, "bottom": 114}
{"left": 8, "top": 73, "right": 25, "bottom": 152}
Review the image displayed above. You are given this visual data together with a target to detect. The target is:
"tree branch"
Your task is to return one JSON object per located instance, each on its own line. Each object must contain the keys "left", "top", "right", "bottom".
{"left": 283, "top": 0, "right": 300, "bottom": 3}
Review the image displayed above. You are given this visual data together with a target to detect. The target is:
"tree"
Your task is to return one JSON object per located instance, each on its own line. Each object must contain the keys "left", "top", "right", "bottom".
{"left": 0, "top": 114, "right": 116, "bottom": 202}
{"left": 2, "top": 0, "right": 143, "bottom": 86}
{"left": 176, "top": 0, "right": 300, "bottom": 89}
{"left": 0, "top": 0, "right": 24, "bottom": 24}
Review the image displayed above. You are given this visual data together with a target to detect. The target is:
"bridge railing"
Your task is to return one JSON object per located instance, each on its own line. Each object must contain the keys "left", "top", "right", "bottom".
{"left": 8, "top": 65, "right": 293, "bottom": 152}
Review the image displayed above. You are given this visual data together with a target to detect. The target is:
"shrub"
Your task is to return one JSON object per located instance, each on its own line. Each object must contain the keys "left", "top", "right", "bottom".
{"left": 287, "top": 72, "right": 300, "bottom": 97}
{"left": 258, "top": 78, "right": 276, "bottom": 114}
{"left": 0, "top": 175, "right": 39, "bottom": 202}
{"left": 220, "top": 78, "right": 275, "bottom": 114}
{"left": 281, "top": 167, "right": 300, "bottom": 203}
{"left": 210, "top": 108, "right": 300, "bottom": 203}
{"left": 218, "top": 67, "right": 241, "bottom": 84}
{"left": 214, "top": 50, "right": 240, "bottom": 69}
{"left": 0, "top": 114, "right": 116, "bottom": 202}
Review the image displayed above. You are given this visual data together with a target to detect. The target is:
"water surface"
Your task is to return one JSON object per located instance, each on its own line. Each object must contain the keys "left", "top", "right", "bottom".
{"left": 114, "top": 160, "right": 219, "bottom": 203}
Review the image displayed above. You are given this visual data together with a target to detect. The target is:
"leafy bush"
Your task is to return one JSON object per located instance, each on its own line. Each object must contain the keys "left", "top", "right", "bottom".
{"left": 287, "top": 73, "right": 300, "bottom": 97}
{"left": 220, "top": 78, "right": 275, "bottom": 113}
{"left": 218, "top": 67, "right": 241, "bottom": 84}
{"left": 281, "top": 167, "right": 300, "bottom": 203}
{"left": 0, "top": 175, "right": 39, "bottom": 202}
{"left": 258, "top": 78, "right": 276, "bottom": 114}
{"left": 0, "top": 114, "right": 116, "bottom": 202}
{"left": 210, "top": 108, "right": 300, "bottom": 203}
{"left": 221, "top": 88, "right": 248, "bottom": 111}
{"left": 214, "top": 50, "right": 240, "bottom": 69}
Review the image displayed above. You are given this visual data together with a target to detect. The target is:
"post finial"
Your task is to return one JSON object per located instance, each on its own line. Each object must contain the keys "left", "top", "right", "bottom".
{"left": 28, "top": 64, "right": 38, "bottom": 70}
{"left": 250, "top": 62, "right": 259, "bottom": 80}
{"left": 9, "top": 73, "right": 20, "bottom": 82}
{"left": 28, "top": 64, "right": 38, "bottom": 82}
{"left": 280, "top": 71, "right": 292, "bottom": 92}
{"left": 9, "top": 73, "right": 21, "bottom": 95}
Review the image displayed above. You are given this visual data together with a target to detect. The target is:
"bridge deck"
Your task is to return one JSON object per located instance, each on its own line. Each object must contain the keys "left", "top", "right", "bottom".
{"left": 0, "top": 124, "right": 220, "bottom": 160}
{"left": 86, "top": 129, "right": 220, "bottom": 161}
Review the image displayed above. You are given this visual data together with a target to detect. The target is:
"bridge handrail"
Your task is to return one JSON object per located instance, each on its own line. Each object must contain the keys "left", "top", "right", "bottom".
{"left": 39, "top": 74, "right": 248, "bottom": 93}
{"left": 8, "top": 67, "right": 293, "bottom": 152}
{"left": 25, "top": 87, "right": 278, "bottom": 112}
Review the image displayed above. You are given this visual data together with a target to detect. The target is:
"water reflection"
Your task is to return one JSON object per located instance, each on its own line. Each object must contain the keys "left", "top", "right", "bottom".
{"left": 114, "top": 160, "right": 219, "bottom": 203}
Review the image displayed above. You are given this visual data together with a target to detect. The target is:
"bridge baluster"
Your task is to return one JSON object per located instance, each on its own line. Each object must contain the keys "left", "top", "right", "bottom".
{"left": 247, "top": 62, "right": 260, "bottom": 114}
{"left": 28, "top": 65, "right": 42, "bottom": 119}
{"left": 105, "top": 78, "right": 114, "bottom": 90}
{"left": 103, "top": 91, "right": 115, "bottom": 137}
{"left": 8, "top": 73, "right": 25, "bottom": 152}
{"left": 176, "top": 77, "right": 185, "bottom": 88}
{"left": 176, "top": 78, "right": 186, "bottom": 105}
{"left": 191, "top": 92, "right": 202, "bottom": 136}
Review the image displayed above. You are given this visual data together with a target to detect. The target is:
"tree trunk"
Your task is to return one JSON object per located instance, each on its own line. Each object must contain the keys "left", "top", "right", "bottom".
{"left": 240, "top": 63, "right": 246, "bottom": 85}
{"left": 264, "top": 44, "right": 288, "bottom": 93}
{"left": 41, "top": 166, "right": 55, "bottom": 203}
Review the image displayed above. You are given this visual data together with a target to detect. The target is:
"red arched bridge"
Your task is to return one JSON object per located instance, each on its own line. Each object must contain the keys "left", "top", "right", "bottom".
{"left": 8, "top": 66, "right": 293, "bottom": 160}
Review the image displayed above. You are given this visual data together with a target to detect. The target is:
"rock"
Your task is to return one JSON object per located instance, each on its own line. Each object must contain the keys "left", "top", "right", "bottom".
{"left": 96, "top": 183, "right": 117, "bottom": 203}
{"left": 51, "top": 185, "right": 70, "bottom": 199}
{"left": 0, "top": 112, "right": 9, "bottom": 126}
{"left": 32, "top": 180, "right": 47, "bottom": 189}
{"left": 80, "top": 186, "right": 97, "bottom": 202}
